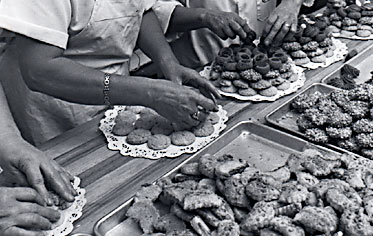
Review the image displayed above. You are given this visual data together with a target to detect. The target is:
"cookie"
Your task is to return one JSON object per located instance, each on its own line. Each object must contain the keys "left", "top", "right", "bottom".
{"left": 302, "top": 41, "right": 319, "bottom": 51}
{"left": 112, "top": 121, "right": 135, "bottom": 136}
{"left": 298, "top": 36, "right": 312, "bottom": 44}
{"left": 240, "top": 69, "right": 262, "bottom": 82}
{"left": 358, "top": 24, "right": 373, "bottom": 32}
{"left": 306, "top": 48, "right": 324, "bottom": 57}
{"left": 311, "top": 55, "right": 326, "bottom": 63}
{"left": 259, "top": 86, "right": 278, "bottom": 97}
{"left": 342, "top": 17, "right": 358, "bottom": 26}
{"left": 270, "top": 77, "right": 286, "bottom": 86}
{"left": 250, "top": 79, "right": 272, "bottom": 90}
{"left": 126, "top": 129, "right": 152, "bottom": 145}
{"left": 325, "top": 49, "right": 334, "bottom": 58}
{"left": 221, "top": 71, "right": 240, "bottom": 80}
{"left": 327, "top": 25, "right": 341, "bottom": 33}
{"left": 147, "top": 134, "right": 171, "bottom": 150}
{"left": 220, "top": 85, "right": 237, "bottom": 93}
{"left": 276, "top": 81, "right": 291, "bottom": 91}
{"left": 282, "top": 42, "right": 302, "bottom": 51}
{"left": 357, "top": 29, "right": 372, "bottom": 37}
{"left": 362, "top": 10, "right": 373, "bottom": 16}
{"left": 135, "top": 114, "right": 157, "bottom": 130}
{"left": 233, "top": 79, "right": 249, "bottom": 89}
{"left": 170, "top": 131, "right": 196, "bottom": 146}
{"left": 291, "top": 50, "right": 308, "bottom": 58}
{"left": 206, "top": 112, "right": 220, "bottom": 125}
{"left": 294, "top": 57, "right": 311, "bottom": 66}
{"left": 343, "top": 25, "right": 358, "bottom": 31}
{"left": 193, "top": 122, "right": 215, "bottom": 137}
{"left": 116, "top": 110, "right": 137, "bottom": 124}
{"left": 219, "top": 79, "right": 232, "bottom": 87}
{"left": 238, "top": 88, "right": 257, "bottom": 96}
{"left": 151, "top": 117, "right": 174, "bottom": 135}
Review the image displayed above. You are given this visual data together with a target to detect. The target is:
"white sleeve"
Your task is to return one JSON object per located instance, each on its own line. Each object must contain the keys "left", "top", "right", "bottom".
{"left": 152, "top": 0, "right": 183, "bottom": 38}
{"left": 0, "top": 0, "right": 72, "bottom": 49}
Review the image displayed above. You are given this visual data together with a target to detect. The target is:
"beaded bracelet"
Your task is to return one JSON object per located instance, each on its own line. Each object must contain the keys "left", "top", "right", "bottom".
{"left": 103, "top": 73, "right": 111, "bottom": 106}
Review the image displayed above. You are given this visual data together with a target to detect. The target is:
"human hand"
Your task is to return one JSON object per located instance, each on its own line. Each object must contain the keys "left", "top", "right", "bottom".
{"left": 148, "top": 80, "right": 217, "bottom": 130}
{"left": 201, "top": 9, "right": 256, "bottom": 41}
{"left": 162, "top": 63, "right": 221, "bottom": 103}
{"left": 0, "top": 136, "right": 77, "bottom": 205}
{"left": 0, "top": 187, "right": 61, "bottom": 236}
{"left": 262, "top": 0, "right": 302, "bottom": 46}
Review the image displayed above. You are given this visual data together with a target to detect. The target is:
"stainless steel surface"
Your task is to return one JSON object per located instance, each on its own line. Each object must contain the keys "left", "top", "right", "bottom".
{"left": 94, "top": 121, "right": 339, "bottom": 236}
{"left": 322, "top": 43, "right": 373, "bottom": 86}
{"left": 265, "top": 83, "right": 362, "bottom": 156}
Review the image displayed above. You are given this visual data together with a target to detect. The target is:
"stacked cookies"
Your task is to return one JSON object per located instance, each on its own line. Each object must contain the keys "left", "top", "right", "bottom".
{"left": 327, "top": 64, "right": 360, "bottom": 89}
{"left": 126, "top": 148, "right": 373, "bottom": 235}
{"left": 326, "top": 1, "right": 373, "bottom": 38}
{"left": 292, "top": 84, "right": 373, "bottom": 159}
{"left": 112, "top": 106, "right": 220, "bottom": 151}
{"left": 210, "top": 44, "right": 298, "bottom": 98}
{"left": 281, "top": 18, "right": 336, "bottom": 66}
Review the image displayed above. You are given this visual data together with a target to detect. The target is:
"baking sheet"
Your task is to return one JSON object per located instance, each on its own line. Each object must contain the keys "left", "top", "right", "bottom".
{"left": 265, "top": 83, "right": 364, "bottom": 156}
{"left": 94, "top": 121, "right": 339, "bottom": 236}
{"left": 322, "top": 43, "right": 373, "bottom": 86}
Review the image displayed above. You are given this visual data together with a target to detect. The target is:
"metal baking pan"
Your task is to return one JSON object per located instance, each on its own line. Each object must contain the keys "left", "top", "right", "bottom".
{"left": 93, "top": 121, "right": 339, "bottom": 236}
{"left": 322, "top": 43, "right": 373, "bottom": 86}
{"left": 265, "top": 83, "right": 363, "bottom": 156}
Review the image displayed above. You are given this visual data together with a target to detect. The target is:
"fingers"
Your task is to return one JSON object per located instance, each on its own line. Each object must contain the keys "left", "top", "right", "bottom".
{"left": 191, "top": 91, "right": 216, "bottom": 112}
{"left": 262, "top": 14, "right": 278, "bottom": 39}
{"left": 14, "top": 213, "right": 52, "bottom": 231}
{"left": 290, "top": 23, "right": 297, "bottom": 34}
{"left": 22, "top": 165, "right": 51, "bottom": 205}
{"left": 263, "top": 18, "right": 284, "bottom": 46}
{"left": 273, "top": 23, "right": 291, "bottom": 45}
{"left": 42, "top": 163, "right": 75, "bottom": 202}
{"left": 186, "top": 71, "right": 221, "bottom": 100}
{"left": 20, "top": 203, "right": 60, "bottom": 222}
{"left": 14, "top": 188, "right": 45, "bottom": 206}
{"left": 50, "top": 161, "right": 77, "bottom": 196}
{"left": 3, "top": 227, "right": 45, "bottom": 236}
{"left": 229, "top": 21, "right": 246, "bottom": 39}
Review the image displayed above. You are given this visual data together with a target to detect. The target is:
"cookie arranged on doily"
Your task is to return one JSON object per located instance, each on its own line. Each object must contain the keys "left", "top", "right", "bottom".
{"left": 281, "top": 16, "right": 348, "bottom": 69}
{"left": 201, "top": 44, "right": 306, "bottom": 102}
{"left": 124, "top": 147, "right": 373, "bottom": 235}
{"left": 44, "top": 177, "right": 86, "bottom": 236}
{"left": 325, "top": 1, "right": 373, "bottom": 40}
{"left": 99, "top": 105, "right": 228, "bottom": 159}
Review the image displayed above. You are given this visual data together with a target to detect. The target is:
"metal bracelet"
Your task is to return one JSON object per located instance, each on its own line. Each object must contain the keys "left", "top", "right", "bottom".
{"left": 103, "top": 73, "right": 111, "bottom": 106}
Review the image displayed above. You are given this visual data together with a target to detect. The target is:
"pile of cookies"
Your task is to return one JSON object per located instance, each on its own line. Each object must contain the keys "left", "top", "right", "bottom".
{"left": 111, "top": 106, "right": 220, "bottom": 151}
{"left": 326, "top": 1, "right": 373, "bottom": 38}
{"left": 209, "top": 43, "right": 299, "bottom": 98}
{"left": 292, "top": 83, "right": 373, "bottom": 159}
{"left": 281, "top": 18, "right": 336, "bottom": 66}
{"left": 126, "top": 148, "right": 373, "bottom": 235}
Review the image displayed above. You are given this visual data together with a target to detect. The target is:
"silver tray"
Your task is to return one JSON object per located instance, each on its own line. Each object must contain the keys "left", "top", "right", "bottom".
{"left": 93, "top": 121, "right": 339, "bottom": 236}
{"left": 322, "top": 43, "right": 373, "bottom": 86}
{"left": 265, "top": 83, "right": 364, "bottom": 156}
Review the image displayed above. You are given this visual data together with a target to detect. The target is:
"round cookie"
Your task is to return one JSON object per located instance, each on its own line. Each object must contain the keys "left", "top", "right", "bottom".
{"left": 220, "top": 85, "right": 238, "bottom": 93}
{"left": 259, "top": 86, "right": 278, "bottom": 97}
{"left": 151, "top": 117, "right": 174, "bottom": 135}
{"left": 147, "top": 134, "right": 171, "bottom": 150}
{"left": 357, "top": 29, "right": 371, "bottom": 37}
{"left": 238, "top": 88, "right": 257, "bottom": 96}
{"left": 116, "top": 110, "right": 137, "bottom": 124}
{"left": 112, "top": 122, "right": 135, "bottom": 136}
{"left": 288, "top": 74, "right": 299, "bottom": 83}
{"left": 276, "top": 81, "right": 291, "bottom": 91}
{"left": 325, "top": 49, "right": 335, "bottom": 58}
{"left": 170, "top": 131, "right": 196, "bottom": 146}
{"left": 306, "top": 48, "right": 324, "bottom": 57}
{"left": 233, "top": 79, "right": 249, "bottom": 89}
{"left": 270, "top": 77, "right": 286, "bottom": 86}
{"left": 291, "top": 50, "right": 308, "bottom": 58}
{"left": 127, "top": 129, "right": 152, "bottom": 145}
{"left": 206, "top": 112, "right": 220, "bottom": 125}
{"left": 294, "top": 57, "right": 311, "bottom": 66}
{"left": 311, "top": 55, "right": 326, "bottom": 63}
{"left": 135, "top": 114, "right": 157, "bottom": 130}
{"left": 219, "top": 79, "right": 232, "bottom": 87}
{"left": 327, "top": 25, "right": 341, "bottom": 33}
{"left": 250, "top": 80, "right": 272, "bottom": 90}
{"left": 193, "top": 122, "right": 215, "bottom": 137}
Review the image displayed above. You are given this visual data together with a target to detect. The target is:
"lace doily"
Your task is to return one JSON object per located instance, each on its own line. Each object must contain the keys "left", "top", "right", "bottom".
{"left": 200, "top": 63, "right": 306, "bottom": 102}
{"left": 45, "top": 177, "right": 87, "bottom": 236}
{"left": 332, "top": 32, "right": 373, "bottom": 41}
{"left": 99, "top": 106, "right": 228, "bottom": 159}
{"left": 300, "top": 38, "right": 348, "bottom": 70}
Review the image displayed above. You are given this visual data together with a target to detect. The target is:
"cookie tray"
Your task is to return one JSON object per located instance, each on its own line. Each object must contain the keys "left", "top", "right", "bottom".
{"left": 265, "top": 83, "right": 364, "bottom": 157}
{"left": 93, "top": 121, "right": 339, "bottom": 236}
{"left": 322, "top": 42, "right": 373, "bottom": 86}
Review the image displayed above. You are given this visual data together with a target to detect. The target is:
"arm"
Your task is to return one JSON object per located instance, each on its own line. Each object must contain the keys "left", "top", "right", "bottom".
{"left": 0, "top": 83, "right": 75, "bottom": 204}
{"left": 15, "top": 35, "right": 215, "bottom": 127}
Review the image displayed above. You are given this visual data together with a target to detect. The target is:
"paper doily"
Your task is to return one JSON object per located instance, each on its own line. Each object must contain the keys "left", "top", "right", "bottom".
{"left": 200, "top": 63, "right": 306, "bottom": 102}
{"left": 99, "top": 106, "right": 228, "bottom": 159}
{"left": 300, "top": 38, "right": 348, "bottom": 70}
{"left": 45, "top": 177, "right": 86, "bottom": 236}
{"left": 332, "top": 32, "right": 373, "bottom": 41}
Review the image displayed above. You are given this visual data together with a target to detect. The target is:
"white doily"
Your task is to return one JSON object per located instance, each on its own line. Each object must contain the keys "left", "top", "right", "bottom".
{"left": 300, "top": 38, "right": 348, "bottom": 70}
{"left": 332, "top": 32, "right": 373, "bottom": 41}
{"left": 45, "top": 177, "right": 86, "bottom": 236}
{"left": 99, "top": 106, "right": 228, "bottom": 159}
{"left": 200, "top": 63, "right": 306, "bottom": 102}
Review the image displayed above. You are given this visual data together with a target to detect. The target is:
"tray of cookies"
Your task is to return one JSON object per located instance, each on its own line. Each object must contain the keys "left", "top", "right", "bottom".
{"left": 325, "top": 1, "right": 373, "bottom": 40}
{"left": 200, "top": 43, "right": 306, "bottom": 102}
{"left": 94, "top": 121, "right": 373, "bottom": 236}
{"left": 99, "top": 105, "right": 228, "bottom": 159}
{"left": 322, "top": 42, "right": 373, "bottom": 89}
{"left": 266, "top": 82, "right": 373, "bottom": 159}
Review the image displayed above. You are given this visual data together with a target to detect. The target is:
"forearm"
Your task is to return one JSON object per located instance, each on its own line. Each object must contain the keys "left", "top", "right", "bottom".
{"left": 15, "top": 37, "right": 156, "bottom": 107}
{"left": 282, "top": 0, "right": 303, "bottom": 9}
{"left": 167, "top": 6, "right": 208, "bottom": 34}
{"left": 0, "top": 84, "right": 22, "bottom": 138}
{"left": 137, "top": 10, "right": 179, "bottom": 70}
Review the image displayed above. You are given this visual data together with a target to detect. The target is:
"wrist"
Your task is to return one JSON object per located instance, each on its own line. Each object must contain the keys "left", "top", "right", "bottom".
{"left": 198, "top": 8, "right": 210, "bottom": 28}
{"left": 0, "top": 133, "right": 27, "bottom": 155}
